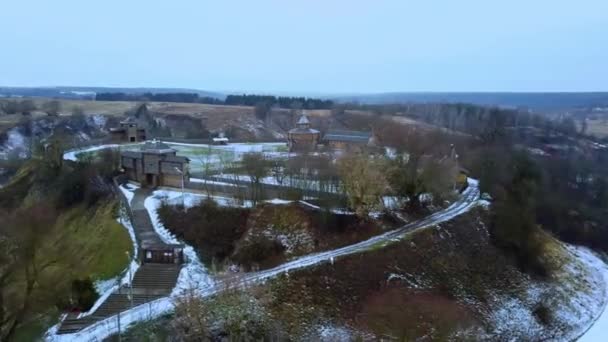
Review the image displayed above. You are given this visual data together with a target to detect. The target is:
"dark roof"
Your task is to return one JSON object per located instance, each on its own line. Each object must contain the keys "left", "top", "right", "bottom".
{"left": 163, "top": 155, "right": 189, "bottom": 163}
{"left": 121, "top": 151, "right": 142, "bottom": 158}
{"left": 323, "top": 130, "right": 372, "bottom": 143}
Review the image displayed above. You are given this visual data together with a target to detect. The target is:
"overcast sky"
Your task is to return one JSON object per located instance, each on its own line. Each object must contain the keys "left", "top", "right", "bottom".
{"left": 1, "top": 0, "right": 606, "bottom": 93}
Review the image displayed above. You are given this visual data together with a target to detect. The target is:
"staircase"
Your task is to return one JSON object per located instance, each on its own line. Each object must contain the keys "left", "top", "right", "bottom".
{"left": 132, "top": 263, "right": 181, "bottom": 290}
{"left": 56, "top": 187, "right": 184, "bottom": 335}
{"left": 56, "top": 263, "right": 181, "bottom": 334}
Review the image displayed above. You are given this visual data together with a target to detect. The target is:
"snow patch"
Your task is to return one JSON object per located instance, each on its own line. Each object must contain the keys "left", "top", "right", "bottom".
{"left": 144, "top": 190, "right": 215, "bottom": 294}
{"left": 63, "top": 144, "right": 121, "bottom": 161}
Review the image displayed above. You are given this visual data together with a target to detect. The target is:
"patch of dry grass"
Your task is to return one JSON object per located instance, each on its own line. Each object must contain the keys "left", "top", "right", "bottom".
{"left": 582, "top": 118, "right": 608, "bottom": 139}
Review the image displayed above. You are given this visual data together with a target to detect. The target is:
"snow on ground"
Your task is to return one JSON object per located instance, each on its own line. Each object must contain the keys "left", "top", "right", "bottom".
{"left": 154, "top": 188, "right": 253, "bottom": 208}
{"left": 265, "top": 198, "right": 292, "bottom": 205}
{"left": 316, "top": 324, "right": 356, "bottom": 342}
{"left": 119, "top": 183, "right": 138, "bottom": 204}
{"left": 167, "top": 141, "right": 286, "bottom": 154}
{"left": 91, "top": 115, "right": 107, "bottom": 128}
{"left": 144, "top": 190, "right": 215, "bottom": 294}
{"left": 572, "top": 247, "right": 608, "bottom": 341}
{"left": 294, "top": 199, "right": 358, "bottom": 215}
{"left": 189, "top": 178, "right": 238, "bottom": 187}
{"left": 163, "top": 142, "right": 290, "bottom": 173}
{"left": 485, "top": 244, "right": 608, "bottom": 341}
{"left": 45, "top": 179, "right": 481, "bottom": 342}
{"left": 44, "top": 177, "right": 608, "bottom": 341}
{"left": 47, "top": 297, "right": 174, "bottom": 342}
{"left": 63, "top": 144, "right": 121, "bottom": 161}
{"left": 219, "top": 173, "right": 341, "bottom": 193}
{"left": 0, "top": 127, "right": 28, "bottom": 159}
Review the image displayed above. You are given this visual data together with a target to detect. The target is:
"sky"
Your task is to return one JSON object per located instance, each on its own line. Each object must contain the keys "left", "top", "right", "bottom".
{"left": 0, "top": 0, "right": 607, "bottom": 93}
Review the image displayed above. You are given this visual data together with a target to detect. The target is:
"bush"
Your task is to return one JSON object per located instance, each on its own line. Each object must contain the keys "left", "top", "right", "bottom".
{"left": 71, "top": 278, "right": 99, "bottom": 311}
{"left": 158, "top": 199, "right": 250, "bottom": 265}
{"left": 533, "top": 304, "right": 552, "bottom": 326}
{"left": 232, "top": 235, "right": 285, "bottom": 269}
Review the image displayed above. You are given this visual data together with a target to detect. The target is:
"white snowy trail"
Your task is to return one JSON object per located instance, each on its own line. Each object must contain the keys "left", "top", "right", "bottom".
{"left": 577, "top": 252, "right": 608, "bottom": 342}
{"left": 48, "top": 179, "right": 480, "bottom": 342}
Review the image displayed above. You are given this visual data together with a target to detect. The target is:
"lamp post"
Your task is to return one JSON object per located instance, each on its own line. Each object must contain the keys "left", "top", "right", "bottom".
{"left": 114, "top": 275, "right": 122, "bottom": 342}
{"left": 174, "top": 167, "right": 185, "bottom": 206}
{"left": 126, "top": 251, "right": 133, "bottom": 309}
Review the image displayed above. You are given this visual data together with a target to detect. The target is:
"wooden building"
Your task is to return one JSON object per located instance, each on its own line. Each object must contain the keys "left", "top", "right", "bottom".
{"left": 322, "top": 130, "right": 374, "bottom": 152}
{"left": 120, "top": 140, "right": 189, "bottom": 188}
{"left": 287, "top": 115, "right": 320, "bottom": 152}
{"left": 110, "top": 117, "right": 147, "bottom": 143}
{"left": 141, "top": 243, "right": 184, "bottom": 264}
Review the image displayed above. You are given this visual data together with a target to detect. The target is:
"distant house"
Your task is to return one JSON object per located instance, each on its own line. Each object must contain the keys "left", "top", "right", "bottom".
{"left": 120, "top": 140, "right": 189, "bottom": 188}
{"left": 212, "top": 132, "right": 229, "bottom": 145}
{"left": 110, "top": 117, "right": 146, "bottom": 143}
{"left": 287, "top": 115, "right": 320, "bottom": 152}
{"left": 322, "top": 129, "right": 374, "bottom": 152}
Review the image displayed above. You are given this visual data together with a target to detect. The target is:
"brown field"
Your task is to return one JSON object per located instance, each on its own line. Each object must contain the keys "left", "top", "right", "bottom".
{"left": 581, "top": 118, "right": 608, "bottom": 139}
{"left": 0, "top": 97, "right": 438, "bottom": 138}
{"left": 0, "top": 98, "right": 258, "bottom": 134}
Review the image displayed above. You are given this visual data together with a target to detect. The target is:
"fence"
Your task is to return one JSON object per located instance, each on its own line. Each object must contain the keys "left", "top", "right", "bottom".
{"left": 187, "top": 175, "right": 344, "bottom": 203}
{"left": 154, "top": 136, "right": 285, "bottom": 144}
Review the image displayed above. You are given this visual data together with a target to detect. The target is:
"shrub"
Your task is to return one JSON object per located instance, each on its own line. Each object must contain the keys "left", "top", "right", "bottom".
{"left": 71, "top": 278, "right": 99, "bottom": 311}
{"left": 158, "top": 199, "right": 250, "bottom": 265}
{"left": 232, "top": 235, "right": 285, "bottom": 269}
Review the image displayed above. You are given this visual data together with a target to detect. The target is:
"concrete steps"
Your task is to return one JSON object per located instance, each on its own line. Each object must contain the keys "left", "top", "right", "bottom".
{"left": 131, "top": 209, "right": 165, "bottom": 247}
{"left": 56, "top": 188, "right": 184, "bottom": 335}
{"left": 132, "top": 263, "right": 181, "bottom": 290}
{"left": 56, "top": 263, "right": 182, "bottom": 334}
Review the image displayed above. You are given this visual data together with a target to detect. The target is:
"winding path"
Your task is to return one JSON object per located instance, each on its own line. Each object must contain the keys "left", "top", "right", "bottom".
{"left": 50, "top": 143, "right": 481, "bottom": 341}
{"left": 47, "top": 179, "right": 480, "bottom": 341}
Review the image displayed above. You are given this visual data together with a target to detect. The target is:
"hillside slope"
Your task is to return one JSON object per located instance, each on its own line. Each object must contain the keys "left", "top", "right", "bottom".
{"left": 259, "top": 208, "right": 606, "bottom": 340}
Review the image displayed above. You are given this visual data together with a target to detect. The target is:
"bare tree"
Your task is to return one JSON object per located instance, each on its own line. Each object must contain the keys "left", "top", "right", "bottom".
{"left": 195, "top": 145, "right": 216, "bottom": 197}
{"left": 42, "top": 100, "right": 61, "bottom": 116}
{"left": 270, "top": 160, "right": 285, "bottom": 187}
{"left": 218, "top": 154, "right": 246, "bottom": 205}
{"left": 337, "top": 153, "right": 387, "bottom": 217}
{"left": 0, "top": 204, "right": 77, "bottom": 341}
{"left": 171, "top": 288, "right": 210, "bottom": 341}
{"left": 241, "top": 152, "right": 269, "bottom": 205}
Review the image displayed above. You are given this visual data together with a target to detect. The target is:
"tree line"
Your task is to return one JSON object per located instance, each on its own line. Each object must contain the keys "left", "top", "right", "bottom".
{"left": 94, "top": 92, "right": 334, "bottom": 110}
{"left": 95, "top": 92, "right": 223, "bottom": 104}
{"left": 336, "top": 102, "right": 584, "bottom": 140}
{"left": 224, "top": 94, "right": 333, "bottom": 109}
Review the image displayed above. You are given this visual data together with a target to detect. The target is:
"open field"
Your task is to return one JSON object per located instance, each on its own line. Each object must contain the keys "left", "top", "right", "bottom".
{"left": 1, "top": 98, "right": 332, "bottom": 119}
{"left": 582, "top": 118, "right": 608, "bottom": 139}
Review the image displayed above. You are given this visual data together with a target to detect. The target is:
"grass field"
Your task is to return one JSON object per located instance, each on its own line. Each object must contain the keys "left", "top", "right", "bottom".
{"left": 57, "top": 199, "right": 133, "bottom": 280}
{"left": 170, "top": 142, "right": 288, "bottom": 172}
